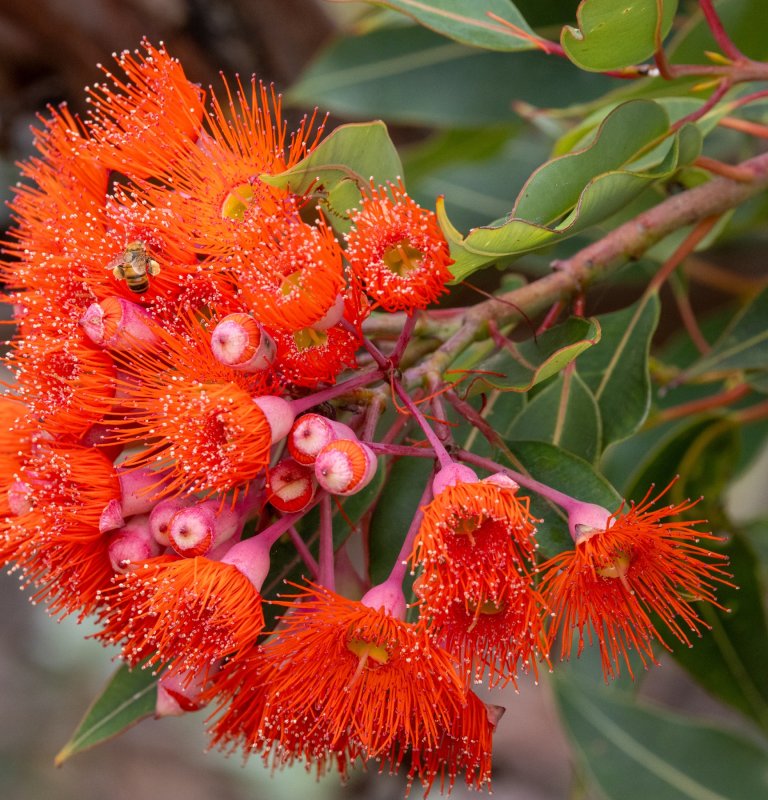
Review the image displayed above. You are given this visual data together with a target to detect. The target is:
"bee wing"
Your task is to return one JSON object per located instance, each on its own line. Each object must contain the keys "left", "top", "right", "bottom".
{"left": 147, "top": 259, "right": 161, "bottom": 276}
{"left": 107, "top": 252, "right": 127, "bottom": 271}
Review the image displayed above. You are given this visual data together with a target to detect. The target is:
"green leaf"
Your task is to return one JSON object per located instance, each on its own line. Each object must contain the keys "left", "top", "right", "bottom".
{"left": 368, "top": 456, "right": 434, "bottom": 584}
{"left": 681, "top": 286, "right": 768, "bottom": 381}
{"left": 261, "top": 120, "right": 402, "bottom": 200}
{"left": 554, "top": 671, "right": 768, "bottom": 800}
{"left": 450, "top": 316, "right": 601, "bottom": 394}
{"left": 444, "top": 101, "right": 702, "bottom": 279}
{"left": 506, "top": 370, "right": 602, "bottom": 462}
{"left": 503, "top": 440, "right": 621, "bottom": 557}
{"left": 562, "top": 0, "right": 678, "bottom": 71}
{"left": 287, "top": 26, "right": 618, "bottom": 128}
{"left": 671, "top": 531, "right": 768, "bottom": 734}
{"left": 55, "top": 663, "right": 158, "bottom": 765}
{"left": 578, "top": 292, "right": 660, "bottom": 446}
{"left": 332, "top": 0, "right": 538, "bottom": 52}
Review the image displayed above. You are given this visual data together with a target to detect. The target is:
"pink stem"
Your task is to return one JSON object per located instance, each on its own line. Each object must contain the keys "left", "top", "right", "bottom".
{"left": 317, "top": 495, "right": 335, "bottom": 591}
{"left": 287, "top": 525, "right": 319, "bottom": 577}
{"left": 457, "top": 449, "right": 585, "bottom": 515}
{"left": 290, "top": 368, "right": 384, "bottom": 414}
{"left": 388, "top": 480, "right": 432, "bottom": 585}
{"left": 389, "top": 312, "right": 418, "bottom": 364}
{"left": 392, "top": 380, "right": 453, "bottom": 470}
{"left": 699, "top": 0, "right": 745, "bottom": 60}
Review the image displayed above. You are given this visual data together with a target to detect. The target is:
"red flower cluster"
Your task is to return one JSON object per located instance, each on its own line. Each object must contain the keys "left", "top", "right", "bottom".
{"left": 0, "top": 40, "right": 730, "bottom": 795}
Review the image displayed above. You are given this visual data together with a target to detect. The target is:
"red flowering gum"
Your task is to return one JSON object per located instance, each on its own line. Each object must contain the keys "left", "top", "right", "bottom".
{"left": 96, "top": 552, "right": 266, "bottom": 676}
{"left": 412, "top": 475, "right": 546, "bottom": 686}
{"left": 345, "top": 182, "right": 454, "bottom": 313}
{"left": 539, "top": 489, "right": 731, "bottom": 680}
{"left": 84, "top": 40, "right": 205, "bottom": 179}
{"left": 214, "top": 583, "right": 494, "bottom": 792}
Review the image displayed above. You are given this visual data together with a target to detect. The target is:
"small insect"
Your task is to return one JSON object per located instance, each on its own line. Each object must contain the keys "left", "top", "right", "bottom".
{"left": 108, "top": 240, "right": 161, "bottom": 294}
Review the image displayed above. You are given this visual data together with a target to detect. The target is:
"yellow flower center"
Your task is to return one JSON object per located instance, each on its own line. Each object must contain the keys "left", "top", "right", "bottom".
{"left": 597, "top": 551, "right": 631, "bottom": 580}
{"left": 293, "top": 327, "right": 328, "bottom": 351}
{"left": 347, "top": 638, "right": 390, "bottom": 666}
{"left": 220, "top": 184, "right": 255, "bottom": 221}
{"left": 383, "top": 240, "right": 423, "bottom": 276}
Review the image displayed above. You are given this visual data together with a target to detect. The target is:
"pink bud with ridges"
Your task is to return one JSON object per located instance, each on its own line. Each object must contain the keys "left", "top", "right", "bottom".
{"left": 315, "top": 438, "right": 377, "bottom": 496}
{"left": 149, "top": 497, "right": 195, "bottom": 546}
{"left": 108, "top": 515, "right": 162, "bottom": 573}
{"left": 80, "top": 297, "right": 159, "bottom": 350}
{"left": 211, "top": 313, "right": 276, "bottom": 372}
{"left": 287, "top": 413, "right": 356, "bottom": 466}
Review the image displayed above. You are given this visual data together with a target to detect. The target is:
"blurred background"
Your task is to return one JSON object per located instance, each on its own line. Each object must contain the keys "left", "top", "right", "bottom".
{"left": 0, "top": 1, "right": 765, "bottom": 799}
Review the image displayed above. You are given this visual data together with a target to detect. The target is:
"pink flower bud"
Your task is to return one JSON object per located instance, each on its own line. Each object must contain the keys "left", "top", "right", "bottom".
{"left": 220, "top": 536, "right": 273, "bottom": 590}
{"left": 99, "top": 498, "right": 125, "bottom": 533}
{"left": 155, "top": 667, "right": 213, "bottom": 718}
{"left": 117, "top": 467, "right": 169, "bottom": 518}
{"left": 267, "top": 459, "right": 316, "bottom": 513}
{"left": 287, "top": 413, "right": 356, "bottom": 466}
{"left": 483, "top": 472, "right": 519, "bottom": 491}
{"left": 8, "top": 479, "right": 32, "bottom": 516}
{"left": 314, "top": 438, "right": 377, "bottom": 496}
{"left": 361, "top": 580, "right": 407, "bottom": 620}
{"left": 252, "top": 395, "right": 295, "bottom": 443}
{"left": 80, "top": 297, "right": 159, "bottom": 350}
{"left": 149, "top": 497, "right": 194, "bottom": 546}
{"left": 169, "top": 504, "right": 217, "bottom": 557}
{"left": 210, "top": 313, "right": 276, "bottom": 371}
{"left": 79, "top": 423, "right": 122, "bottom": 462}
{"left": 108, "top": 515, "right": 162, "bottom": 573}
{"left": 432, "top": 463, "right": 478, "bottom": 496}
{"left": 568, "top": 501, "right": 614, "bottom": 543}
{"left": 169, "top": 500, "right": 243, "bottom": 557}
{"left": 311, "top": 293, "right": 345, "bottom": 331}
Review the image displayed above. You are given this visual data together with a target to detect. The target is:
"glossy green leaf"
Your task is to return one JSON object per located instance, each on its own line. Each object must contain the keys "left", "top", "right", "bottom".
{"left": 450, "top": 316, "right": 601, "bottom": 394}
{"left": 262, "top": 121, "right": 402, "bottom": 199}
{"left": 562, "top": 0, "right": 678, "bottom": 71}
{"left": 368, "top": 456, "right": 434, "bottom": 584}
{"left": 554, "top": 671, "right": 768, "bottom": 800}
{"left": 331, "top": 0, "right": 537, "bottom": 52}
{"left": 503, "top": 440, "right": 621, "bottom": 557}
{"left": 287, "top": 26, "right": 618, "bottom": 128}
{"left": 578, "top": 292, "right": 660, "bottom": 446}
{"left": 444, "top": 101, "right": 702, "bottom": 279}
{"left": 671, "top": 532, "right": 768, "bottom": 734}
{"left": 681, "top": 286, "right": 768, "bottom": 381}
{"left": 55, "top": 663, "right": 158, "bottom": 765}
{"left": 506, "top": 370, "right": 602, "bottom": 462}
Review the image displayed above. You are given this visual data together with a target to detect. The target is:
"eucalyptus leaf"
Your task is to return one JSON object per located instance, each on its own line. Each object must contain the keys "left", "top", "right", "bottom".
{"left": 287, "top": 25, "right": 618, "bottom": 128}
{"left": 554, "top": 671, "right": 768, "bottom": 800}
{"left": 55, "top": 663, "right": 158, "bottom": 765}
{"left": 562, "top": 0, "right": 678, "bottom": 71}
{"left": 331, "top": 0, "right": 538, "bottom": 52}
{"left": 578, "top": 292, "right": 660, "bottom": 446}
{"left": 506, "top": 370, "right": 602, "bottom": 462}
{"left": 670, "top": 531, "right": 768, "bottom": 734}
{"left": 261, "top": 121, "right": 402, "bottom": 201}
{"left": 444, "top": 101, "right": 702, "bottom": 279}
{"left": 450, "top": 316, "right": 601, "bottom": 394}
{"left": 503, "top": 440, "right": 621, "bottom": 557}
{"left": 680, "top": 286, "right": 768, "bottom": 381}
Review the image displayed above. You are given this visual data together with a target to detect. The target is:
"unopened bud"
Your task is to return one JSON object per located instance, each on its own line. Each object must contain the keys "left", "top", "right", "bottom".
{"left": 287, "top": 413, "right": 356, "bottom": 466}
{"left": 266, "top": 459, "right": 316, "bottom": 513}
{"left": 80, "top": 297, "right": 159, "bottom": 350}
{"left": 252, "top": 395, "right": 295, "bottom": 443}
{"left": 149, "top": 497, "right": 194, "bottom": 546}
{"left": 210, "top": 313, "right": 276, "bottom": 371}
{"left": 432, "top": 463, "right": 478, "bottom": 497}
{"left": 315, "top": 438, "right": 377, "bottom": 496}
{"left": 169, "top": 500, "right": 243, "bottom": 557}
{"left": 108, "top": 515, "right": 161, "bottom": 573}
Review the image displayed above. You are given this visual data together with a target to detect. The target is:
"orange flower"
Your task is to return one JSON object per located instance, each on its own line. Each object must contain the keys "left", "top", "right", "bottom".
{"left": 105, "top": 314, "right": 280, "bottom": 498}
{"left": 85, "top": 39, "right": 205, "bottom": 179}
{"left": 96, "top": 553, "right": 265, "bottom": 675}
{"left": 8, "top": 331, "right": 116, "bottom": 437}
{"left": 539, "top": 488, "right": 731, "bottom": 679}
{"left": 221, "top": 583, "right": 494, "bottom": 792}
{"left": 345, "top": 182, "right": 454, "bottom": 313}
{"left": 412, "top": 477, "right": 544, "bottom": 686}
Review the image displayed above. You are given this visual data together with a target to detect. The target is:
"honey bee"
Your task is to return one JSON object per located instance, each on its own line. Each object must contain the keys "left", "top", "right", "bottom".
{"left": 108, "top": 240, "right": 161, "bottom": 294}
